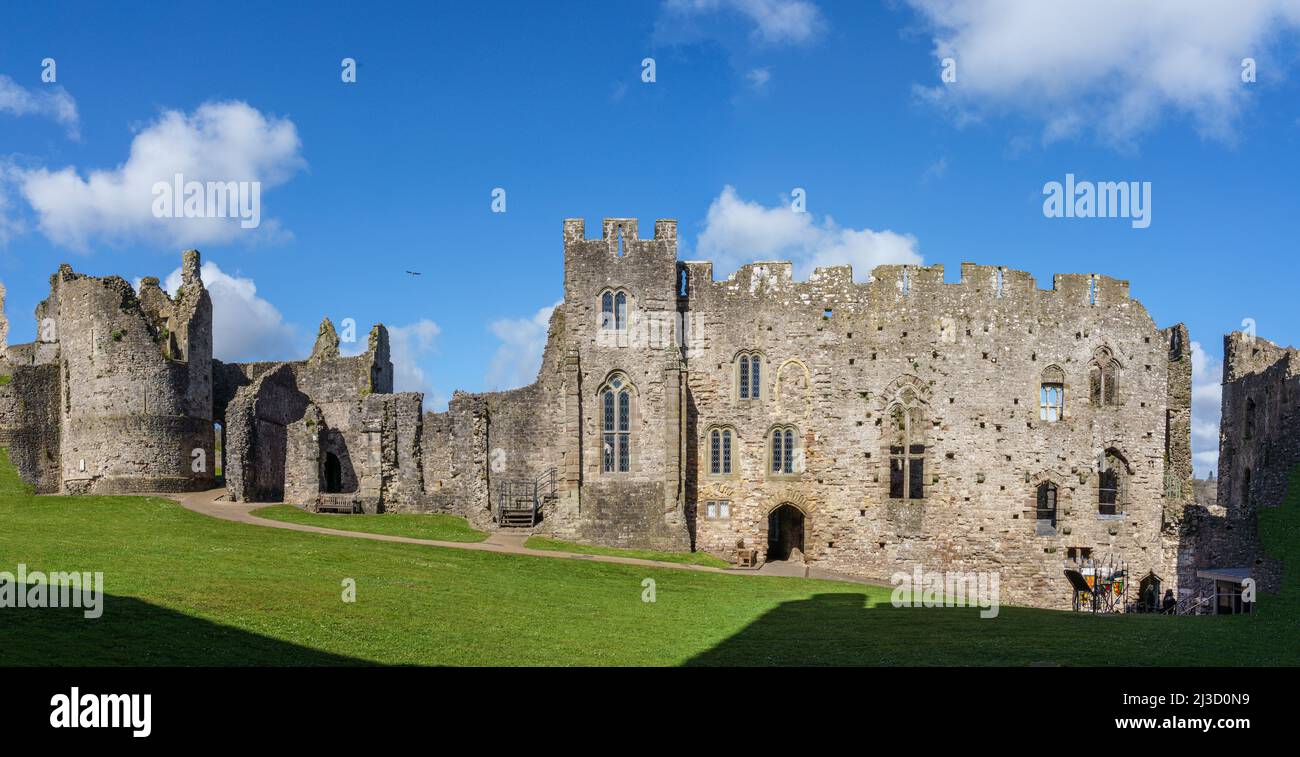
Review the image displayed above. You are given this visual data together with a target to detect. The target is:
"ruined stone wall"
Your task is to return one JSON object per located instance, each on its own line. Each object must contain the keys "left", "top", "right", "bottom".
{"left": 284, "top": 403, "right": 323, "bottom": 505}
{"left": 224, "top": 364, "right": 310, "bottom": 502}
{"left": 420, "top": 393, "right": 490, "bottom": 522}
{"left": 675, "top": 254, "right": 1181, "bottom": 608}
{"left": 1212, "top": 332, "right": 1300, "bottom": 591}
{"left": 0, "top": 363, "right": 62, "bottom": 492}
{"left": 415, "top": 310, "right": 568, "bottom": 528}
{"left": 216, "top": 319, "right": 401, "bottom": 508}
{"left": 50, "top": 252, "right": 215, "bottom": 493}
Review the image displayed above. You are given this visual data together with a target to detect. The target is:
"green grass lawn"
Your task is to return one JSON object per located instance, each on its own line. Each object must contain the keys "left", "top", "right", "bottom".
{"left": 1, "top": 448, "right": 1296, "bottom": 666}
{"left": 250, "top": 504, "right": 488, "bottom": 543}
{"left": 523, "top": 535, "right": 731, "bottom": 568}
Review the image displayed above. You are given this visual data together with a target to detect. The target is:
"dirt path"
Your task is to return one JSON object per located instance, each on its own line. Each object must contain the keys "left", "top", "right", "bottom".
{"left": 157, "top": 488, "right": 882, "bottom": 586}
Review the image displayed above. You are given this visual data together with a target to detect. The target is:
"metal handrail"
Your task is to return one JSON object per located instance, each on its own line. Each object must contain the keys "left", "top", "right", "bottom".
{"left": 495, "top": 468, "right": 557, "bottom": 523}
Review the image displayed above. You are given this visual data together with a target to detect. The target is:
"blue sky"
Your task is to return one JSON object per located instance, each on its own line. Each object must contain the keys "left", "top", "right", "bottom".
{"left": 2, "top": 1, "right": 1299, "bottom": 476}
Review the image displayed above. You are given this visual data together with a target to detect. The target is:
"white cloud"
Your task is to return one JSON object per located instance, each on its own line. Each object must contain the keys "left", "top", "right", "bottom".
{"left": 906, "top": 0, "right": 1300, "bottom": 145}
{"left": 922, "top": 156, "right": 949, "bottom": 182}
{"left": 163, "top": 260, "right": 299, "bottom": 363}
{"left": 0, "top": 75, "right": 79, "bottom": 138}
{"left": 695, "top": 185, "right": 923, "bottom": 280}
{"left": 661, "top": 0, "right": 824, "bottom": 46}
{"left": 485, "top": 302, "right": 560, "bottom": 391}
{"left": 1191, "top": 340, "right": 1223, "bottom": 476}
{"left": 746, "top": 67, "right": 772, "bottom": 91}
{"left": 387, "top": 319, "right": 445, "bottom": 410}
{"left": 12, "top": 100, "right": 304, "bottom": 250}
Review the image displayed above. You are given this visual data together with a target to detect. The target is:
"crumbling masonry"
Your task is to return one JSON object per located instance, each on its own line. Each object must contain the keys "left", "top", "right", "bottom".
{"left": 0, "top": 221, "right": 1283, "bottom": 610}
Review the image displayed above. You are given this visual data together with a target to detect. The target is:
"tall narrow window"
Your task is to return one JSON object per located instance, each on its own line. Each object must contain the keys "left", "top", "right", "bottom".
{"left": 888, "top": 404, "right": 925, "bottom": 500}
{"left": 614, "top": 291, "right": 627, "bottom": 331}
{"left": 600, "top": 292, "right": 613, "bottom": 330}
{"left": 1098, "top": 451, "right": 1123, "bottom": 515}
{"left": 709, "top": 428, "right": 733, "bottom": 475}
{"left": 736, "top": 351, "right": 763, "bottom": 400}
{"left": 1040, "top": 365, "right": 1065, "bottom": 422}
{"left": 617, "top": 390, "right": 630, "bottom": 472}
{"left": 770, "top": 426, "right": 796, "bottom": 474}
{"left": 602, "top": 390, "right": 615, "bottom": 472}
{"left": 1244, "top": 397, "right": 1256, "bottom": 440}
{"left": 1090, "top": 349, "right": 1119, "bottom": 407}
{"left": 1037, "top": 482, "right": 1058, "bottom": 534}
{"left": 601, "top": 375, "right": 632, "bottom": 473}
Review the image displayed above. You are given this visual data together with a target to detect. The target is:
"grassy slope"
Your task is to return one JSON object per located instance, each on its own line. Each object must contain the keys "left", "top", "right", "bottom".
{"left": 0, "top": 448, "right": 1296, "bottom": 666}
{"left": 524, "top": 535, "right": 731, "bottom": 568}
{"left": 250, "top": 504, "right": 488, "bottom": 543}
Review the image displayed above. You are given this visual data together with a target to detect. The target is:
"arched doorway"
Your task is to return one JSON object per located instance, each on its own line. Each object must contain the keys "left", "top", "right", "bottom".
{"left": 767, "top": 504, "right": 805, "bottom": 561}
{"left": 324, "top": 452, "right": 343, "bottom": 494}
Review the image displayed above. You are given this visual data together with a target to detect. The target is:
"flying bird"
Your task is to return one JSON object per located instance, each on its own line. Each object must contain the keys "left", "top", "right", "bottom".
{"left": 405, "top": 270, "right": 422, "bottom": 276}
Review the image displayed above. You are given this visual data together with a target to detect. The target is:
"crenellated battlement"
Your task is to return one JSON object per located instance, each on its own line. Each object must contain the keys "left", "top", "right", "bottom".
{"left": 564, "top": 217, "right": 677, "bottom": 244}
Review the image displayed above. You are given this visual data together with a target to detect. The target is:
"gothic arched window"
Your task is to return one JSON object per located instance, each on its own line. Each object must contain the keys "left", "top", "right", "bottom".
{"left": 888, "top": 403, "right": 925, "bottom": 500}
{"left": 601, "top": 373, "right": 633, "bottom": 473}
{"left": 709, "top": 427, "right": 734, "bottom": 475}
{"left": 1040, "top": 365, "right": 1065, "bottom": 422}
{"left": 736, "top": 351, "right": 764, "bottom": 400}
{"left": 1089, "top": 348, "right": 1120, "bottom": 407}
{"left": 599, "top": 289, "right": 630, "bottom": 332}
{"left": 770, "top": 425, "right": 796, "bottom": 475}
{"left": 1036, "top": 482, "right": 1058, "bottom": 534}
{"left": 1098, "top": 449, "right": 1126, "bottom": 515}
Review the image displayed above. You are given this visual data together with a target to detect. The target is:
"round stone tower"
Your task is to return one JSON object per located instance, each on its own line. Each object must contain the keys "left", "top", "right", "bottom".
{"left": 54, "top": 250, "right": 215, "bottom": 493}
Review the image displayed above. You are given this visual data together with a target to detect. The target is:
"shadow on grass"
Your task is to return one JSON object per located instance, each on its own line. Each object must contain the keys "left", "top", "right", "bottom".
{"left": 683, "top": 589, "right": 1299, "bottom": 667}
{"left": 0, "top": 591, "right": 372, "bottom": 667}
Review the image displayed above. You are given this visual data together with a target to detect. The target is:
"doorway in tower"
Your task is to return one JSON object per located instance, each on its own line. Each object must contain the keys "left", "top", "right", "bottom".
{"left": 323, "top": 452, "right": 343, "bottom": 494}
{"left": 767, "top": 504, "right": 805, "bottom": 561}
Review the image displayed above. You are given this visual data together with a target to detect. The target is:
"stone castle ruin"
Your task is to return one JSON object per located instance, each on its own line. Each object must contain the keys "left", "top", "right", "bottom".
{"left": 0, "top": 221, "right": 1288, "bottom": 610}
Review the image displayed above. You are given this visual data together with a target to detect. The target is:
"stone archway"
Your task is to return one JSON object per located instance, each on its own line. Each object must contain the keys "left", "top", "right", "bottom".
{"left": 767, "top": 503, "right": 806, "bottom": 561}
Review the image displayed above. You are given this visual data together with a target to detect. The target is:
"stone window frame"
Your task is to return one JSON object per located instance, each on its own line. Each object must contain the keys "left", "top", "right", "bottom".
{"left": 702, "top": 499, "right": 732, "bottom": 520}
{"left": 1039, "top": 364, "right": 1066, "bottom": 422}
{"left": 598, "top": 288, "right": 631, "bottom": 333}
{"left": 704, "top": 424, "right": 740, "bottom": 479}
{"left": 1096, "top": 446, "right": 1132, "bottom": 518}
{"left": 1035, "top": 481, "right": 1059, "bottom": 535}
{"left": 886, "top": 400, "right": 927, "bottom": 501}
{"left": 1028, "top": 470, "right": 1069, "bottom": 536}
{"left": 876, "top": 375, "right": 932, "bottom": 503}
{"left": 597, "top": 371, "right": 638, "bottom": 475}
{"left": 1088, "top": 346, "right": 1122, "bottom": 408}
{"left": 733, "top": 350, "right": 766, "bottom": 402}
{"left": 766, "top": 424, "right": 802, "bottom": 479}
